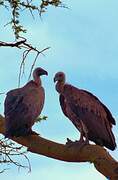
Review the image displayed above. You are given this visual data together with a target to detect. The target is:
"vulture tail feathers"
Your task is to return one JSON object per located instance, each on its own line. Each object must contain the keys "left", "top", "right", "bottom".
{"left": 93, "top": 138, "right": 116, "bottom": 151}
{"left": 104, "top": 124, "right": 116, "bottom": 151}
{"left": 90, "top": 122, "right": 116, "bottom": 151}
{"left": 100, "top": 137, "right": 116, "bottom": 151}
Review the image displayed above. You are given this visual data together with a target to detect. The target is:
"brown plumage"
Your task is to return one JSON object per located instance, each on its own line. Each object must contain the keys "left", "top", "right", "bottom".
{"left": 54, "top": 72, "right": 116, "bottom": 150}
{"left": 4, "top": 67, "right": 48, "bottom": 138}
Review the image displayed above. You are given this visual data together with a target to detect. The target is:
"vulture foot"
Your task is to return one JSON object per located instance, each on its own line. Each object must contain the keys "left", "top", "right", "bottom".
{"left": 66, "top": 138, "right": 88, "bottom": 150}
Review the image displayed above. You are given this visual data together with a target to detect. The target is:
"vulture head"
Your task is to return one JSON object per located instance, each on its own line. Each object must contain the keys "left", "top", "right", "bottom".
{"left": 33, "top": 67, "right": 48, "bottom": 85}
{"left": 54, "top": 72, "right": 65, "bottom": 93}
{"left": 54, "top": 72, "right": 65, "bottom": 83}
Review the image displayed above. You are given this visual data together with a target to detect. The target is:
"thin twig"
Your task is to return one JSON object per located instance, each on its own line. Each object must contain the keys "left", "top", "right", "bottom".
{"left": 0, "top": 168, "right": 9, "bottom": 173}
{"left": 0, "top": 137, "right": 31, "bottom": 172}
{"left": 0, "top": 39, "right": 50, "bottom": 86}
{"left": 0, "top": 93, "right": 5, "bottom": 95}
{"left": 28, "top": 47, "right": 50, "bottom": 80}
{"left": 26, "top": 0, "right": 35, "bottom": 19}
{"left": 18, "top": 48, "right": 32, "bottom": 87}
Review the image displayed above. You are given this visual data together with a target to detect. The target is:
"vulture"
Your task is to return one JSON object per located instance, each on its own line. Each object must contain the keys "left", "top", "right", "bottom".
{"left": 54, "top": 72, "right": 116, "bottom": 150}
{"left": 4, "top": 67, "right": 48, "bottom": 138}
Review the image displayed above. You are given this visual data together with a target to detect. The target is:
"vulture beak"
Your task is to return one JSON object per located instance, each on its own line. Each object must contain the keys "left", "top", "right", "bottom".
{"left": 54, "top": 76, "right": 58, "bottom": 83}
{"left": 39, "top": 69, "right": 48, "bottom": 76}
{"left": 42, "top": 70, "right": 48, "bottom": 76}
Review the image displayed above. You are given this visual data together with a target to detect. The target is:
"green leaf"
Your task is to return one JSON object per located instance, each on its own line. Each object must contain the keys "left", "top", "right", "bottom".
{"left": 35, "top": 115, "right": 48, "bottom": 123}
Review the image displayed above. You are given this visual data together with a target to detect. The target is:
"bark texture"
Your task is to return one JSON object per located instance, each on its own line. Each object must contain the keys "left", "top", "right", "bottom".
{"left": 0, "top": 115, "right": 117, "bottom": 179}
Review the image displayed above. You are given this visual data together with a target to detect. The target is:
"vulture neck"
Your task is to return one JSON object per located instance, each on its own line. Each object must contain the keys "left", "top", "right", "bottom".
{"left": 56, "top": 81, "right": 65, "bottom": 94}
{"left": 34, "top": 76, "right": 42, "bottom": 86}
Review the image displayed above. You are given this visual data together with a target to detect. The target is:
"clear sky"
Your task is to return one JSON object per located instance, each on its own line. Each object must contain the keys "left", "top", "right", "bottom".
{"left": 0, "top": 0, "right": 118, "bottom": 179}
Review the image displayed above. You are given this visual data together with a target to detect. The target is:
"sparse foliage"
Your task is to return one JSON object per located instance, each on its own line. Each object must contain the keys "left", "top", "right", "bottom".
{"left": 0, "top": 0, "right": 65, "bottom": 39}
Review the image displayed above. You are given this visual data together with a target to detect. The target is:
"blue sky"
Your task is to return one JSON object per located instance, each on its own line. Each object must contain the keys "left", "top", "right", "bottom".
{"left": 0, "top": 0, "right": 118, "bottom": 179}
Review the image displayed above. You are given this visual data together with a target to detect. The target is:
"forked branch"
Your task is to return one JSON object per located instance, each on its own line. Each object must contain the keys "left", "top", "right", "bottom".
{"left": 0, "top": 38, "right": 50, "bottom": 86}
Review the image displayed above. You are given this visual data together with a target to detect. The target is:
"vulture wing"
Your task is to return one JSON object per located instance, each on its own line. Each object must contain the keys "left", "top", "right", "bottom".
{"left": 62, "top": 84, "right": 116, "bottom": 150}
{"left": 63, "top": 84, "right": 115, "bottom": 125}
{"left": 59, "top": 94, "right": 82, "bottom": 131}
{"left": 59, "top": 94, "right": 68, "bottom": 118}
{"left": 82, "top": 89, "right": 116, "bottom": 125}
{"left": 4, "top": 81, "right": 45, "bottom": 137}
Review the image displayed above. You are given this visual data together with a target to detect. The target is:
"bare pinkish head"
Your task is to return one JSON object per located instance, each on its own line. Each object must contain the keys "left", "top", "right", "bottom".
{"left": 54, "top": 72, "right": 65, "bottom": 83}
{"left": 33, "top": 67, "right": 48, "bottom": 85}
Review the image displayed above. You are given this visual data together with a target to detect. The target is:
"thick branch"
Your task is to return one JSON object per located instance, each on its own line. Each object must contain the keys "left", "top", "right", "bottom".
{"left": 0, "top": 115, "right": 118, "bottom": 179}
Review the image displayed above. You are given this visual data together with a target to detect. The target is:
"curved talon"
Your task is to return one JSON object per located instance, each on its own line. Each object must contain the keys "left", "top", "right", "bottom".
{"left": 66, "top": 138, "right": 75, "bottom": 146}
{"left": 66, "top": 138, "right": 73, "bottom": 143}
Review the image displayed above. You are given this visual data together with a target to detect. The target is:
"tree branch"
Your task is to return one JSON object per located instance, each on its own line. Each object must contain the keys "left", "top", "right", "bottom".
{"left": 0, "top": 39, "right": 26, "bottom": 48}
{"left": 0, "top": 115, "right": 118, "bottom": 179}
{"left": 0, "top": 39, "right": 50, "bottom": 87}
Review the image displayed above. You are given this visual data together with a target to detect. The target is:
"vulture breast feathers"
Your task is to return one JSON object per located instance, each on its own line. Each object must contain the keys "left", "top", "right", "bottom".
{"left": 54, "top": 72, "right": 116, "bottom": 151}
{"left": 4, "top": 67, "right": 48, "bottom": 138}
